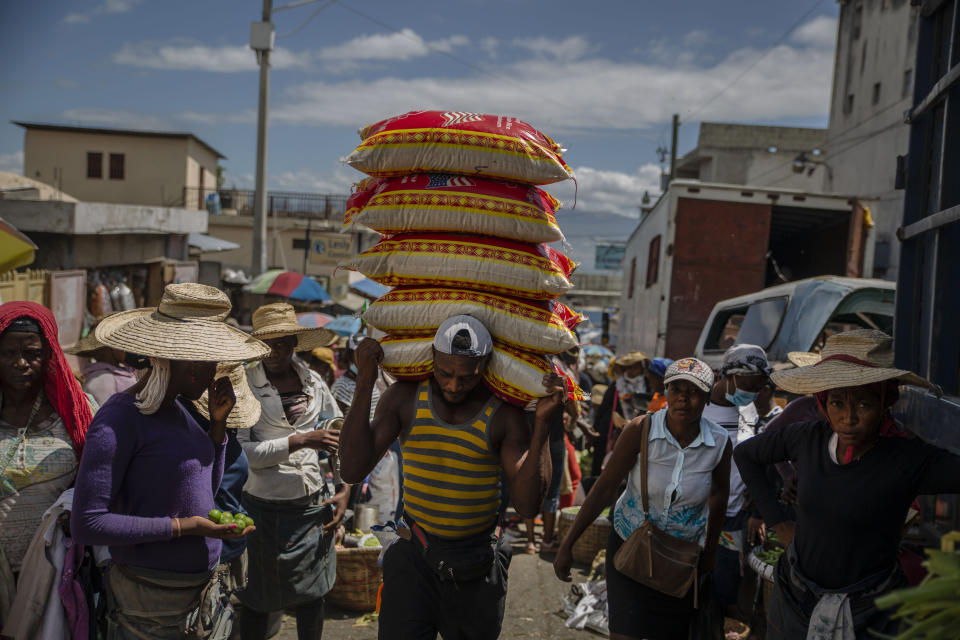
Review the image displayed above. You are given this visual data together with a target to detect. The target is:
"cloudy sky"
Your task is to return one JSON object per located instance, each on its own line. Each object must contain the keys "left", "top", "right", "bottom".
{"left": 0, "top": 0, "right": 839, "bottom": 270}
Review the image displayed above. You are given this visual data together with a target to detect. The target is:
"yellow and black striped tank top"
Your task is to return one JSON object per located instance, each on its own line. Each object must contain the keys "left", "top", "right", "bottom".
{"left": 400, "top": 380, "right": 503, "bottom": 539}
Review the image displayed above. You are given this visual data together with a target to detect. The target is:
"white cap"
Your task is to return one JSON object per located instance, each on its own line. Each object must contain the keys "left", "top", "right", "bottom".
{"left": 433, "top": 315, "right": 493, "bottom": 358}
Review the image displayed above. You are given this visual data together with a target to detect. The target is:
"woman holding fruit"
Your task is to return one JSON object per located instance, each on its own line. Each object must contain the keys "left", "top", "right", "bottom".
{"left": 237, "top": 303, "right": 342, "bottom": 640}
{"left": 70, "top": 284, "right": 271, "bottom": 639}
{"left": 735, "top": 330, "right": 960, "bottom": 639}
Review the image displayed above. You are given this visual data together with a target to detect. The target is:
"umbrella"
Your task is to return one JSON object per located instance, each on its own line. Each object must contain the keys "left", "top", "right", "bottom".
{"left": 247, "top": 269, "right": 330, "bottom": 302}
{"left": 349, "top": 277, "right": 390, "bottom": 300}
{"left": 325, "top": 315, "right": 363, "bottom": 337}
{"left": 297, "top": 312, "right": 335, "bottom": 328}
{"left": 0, "top": 217, "right": 37, "bottom": 273}
{"left": 582, "top": 345, "right": 614, "bottom": 357}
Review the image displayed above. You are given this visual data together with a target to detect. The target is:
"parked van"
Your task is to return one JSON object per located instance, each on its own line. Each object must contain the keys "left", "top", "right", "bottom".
{"left": 693, "top": 276, "right": 895, "bottom": 371}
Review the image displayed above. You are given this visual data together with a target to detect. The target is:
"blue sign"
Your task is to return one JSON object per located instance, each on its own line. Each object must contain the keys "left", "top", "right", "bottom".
{"left": 595, "top": 244, "right": 626, "bottom": 270}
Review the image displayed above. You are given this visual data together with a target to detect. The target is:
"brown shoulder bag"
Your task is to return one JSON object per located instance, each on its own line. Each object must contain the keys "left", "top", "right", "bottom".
{"left": 612, "top": 415, "right": 702, "bottom": 605}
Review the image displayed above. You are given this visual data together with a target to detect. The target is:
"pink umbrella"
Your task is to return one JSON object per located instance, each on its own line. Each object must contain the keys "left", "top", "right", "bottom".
{"left": 297, "top": 312, "right": 335, "bottom": 328}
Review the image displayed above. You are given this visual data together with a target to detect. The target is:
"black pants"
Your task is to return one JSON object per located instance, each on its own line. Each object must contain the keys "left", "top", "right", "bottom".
{"left": 605, "top": 531, "right": 695, "bottom": 640}
{"left": 378, "top": 536, "right": 512, "bottom": 640}
{"left": 240, "top": 599, "right": 324, "bottom": 640}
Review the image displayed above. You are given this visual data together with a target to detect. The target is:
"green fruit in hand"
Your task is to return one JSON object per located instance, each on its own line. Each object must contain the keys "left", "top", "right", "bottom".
{"left": 220, "top": 515, "right": 234, "bottom": 525}
{"left": 208, "top": 509, "right": 222, "bottom": 522}
{"left": 244, "top": 518, "right": 255, "bottom": 529}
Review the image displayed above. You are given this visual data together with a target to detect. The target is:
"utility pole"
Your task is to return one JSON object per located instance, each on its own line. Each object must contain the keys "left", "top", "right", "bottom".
{"left": 669, "top": 113, "right": 679, "bottom": 185}
{"left": 251, "top": 0, "right": 274, "bottom": 277}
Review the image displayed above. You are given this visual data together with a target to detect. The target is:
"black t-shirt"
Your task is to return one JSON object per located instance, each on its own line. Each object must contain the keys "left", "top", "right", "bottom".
{"left": 735, "top": 420, "right": 960, "bottom": 589}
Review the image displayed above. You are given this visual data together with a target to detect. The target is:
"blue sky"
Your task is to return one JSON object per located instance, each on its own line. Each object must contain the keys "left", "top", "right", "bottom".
{"left": 0, "top": 0, "right": 840, "bottom": 269}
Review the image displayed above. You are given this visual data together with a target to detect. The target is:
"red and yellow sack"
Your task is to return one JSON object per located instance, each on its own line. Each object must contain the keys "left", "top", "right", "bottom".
{"left": 378, "top": 332, "right": 584, "bottom": 408}
{"left": 344, "top": 174, "right": 564, "bottom": 244}
{"left": 363, "top": 286, "right": 583, "bottom": 354}
{"left": 345, "top": 110, "right": 573, "bottom": 185}
{"left": 341, "top": 233, "right": 576, "bottom": 301}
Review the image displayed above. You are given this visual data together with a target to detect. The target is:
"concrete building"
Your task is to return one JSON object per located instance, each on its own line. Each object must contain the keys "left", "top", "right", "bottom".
{"left": 14, "top": 122, "right": 223, "bottom": 209}
{"left": 823, "top": 0, "right": 920, "bottom": 280}
{"left": 675, "top": 122, "right": 828, "bottom": 190}
{"left": 0, "top": 199, "right": 205, "bottom": 272}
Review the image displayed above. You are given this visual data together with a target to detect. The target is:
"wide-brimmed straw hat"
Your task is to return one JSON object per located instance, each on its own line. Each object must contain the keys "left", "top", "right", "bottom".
{"left": 771, "top": 329, "right": 940, "bottom": 395}
{"left": 787, "top": 351, "right": 821, "bottom": 368}
{"left": 614, "top": 351, "right": 650, "bottom": 367}
{"left": 96, "top": 283, "right": 270, "bottom": 362}
{"left": 251, "top": 303, "right": 337, "bottom": 352}
{"left": 193, "top": 362, "right": 261, "bottom": 429}
{"left": 65, "top": 330, "right": 106, "bottom": 357}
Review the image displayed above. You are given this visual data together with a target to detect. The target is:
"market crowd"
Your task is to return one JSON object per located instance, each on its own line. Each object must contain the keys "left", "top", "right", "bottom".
{"left": 0, "top": 282, "right": 958, "bottom": 640}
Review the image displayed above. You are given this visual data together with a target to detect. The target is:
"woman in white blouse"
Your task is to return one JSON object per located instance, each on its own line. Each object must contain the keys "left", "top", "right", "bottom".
{"left": 554, "top": 358, "right": 732, "bottom": 640}
{"left": 236, "top": 303, "right": 343, "bottom": 640}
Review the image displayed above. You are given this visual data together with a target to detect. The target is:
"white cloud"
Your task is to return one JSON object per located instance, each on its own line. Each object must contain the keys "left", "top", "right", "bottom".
{"left": 268, "top": 167, "right": 360, "bottom": 193}
{"left": 545, "top": 164, "right": 663, "bottom": 217}
{"left": 317, "top": 29, "right": 469, "bottom": 71}
{"left": 682, "top": 30, "right": 711, "bottom": 48}
{"left": 792, "top": 15, "right": 837, "bottom": 49}
{"left": 479, "top": 37, "right": 500, "bottom": 59}
{"left": 63, "top": 0, "right": 140, "bottom": 24}
{"left": 512, "top": 35, "right": 590, "bottom": 62}
{"left": 60, "top": 108, "right": 176, "bottom": 130}
{"left": 113, "top": 41, "right": 310, "bottom": 73}
{"left": 0, "top": 151, "right": 24, "bottom": 174}
{"left": 180, "top": 15, "right": 836, "bottom": 136}
{"left": 263, "top": 38, "right": 834, "bottom": 132}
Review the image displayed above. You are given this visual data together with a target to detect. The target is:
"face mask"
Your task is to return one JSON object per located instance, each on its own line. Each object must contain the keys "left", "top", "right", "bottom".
{"left": 725, "top": 377, "right": 758, "bottom": 406}
{"left": 623, "top": 373, "right": 644, "bottom": 385}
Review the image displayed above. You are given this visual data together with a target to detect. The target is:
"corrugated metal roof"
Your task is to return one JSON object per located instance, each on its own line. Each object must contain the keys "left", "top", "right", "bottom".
{"left": 13, "top": 121, "right": 226, "bottom": 159}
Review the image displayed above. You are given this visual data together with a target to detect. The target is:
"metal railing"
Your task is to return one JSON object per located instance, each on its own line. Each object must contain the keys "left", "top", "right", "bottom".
{"left": 182, "top": 187, "right": 349, "bottom": 221}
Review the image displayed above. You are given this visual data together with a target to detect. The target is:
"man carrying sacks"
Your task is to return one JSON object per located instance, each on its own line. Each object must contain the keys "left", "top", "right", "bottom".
{"left": 340, "top": 315, "right": 567, "bottom": 640}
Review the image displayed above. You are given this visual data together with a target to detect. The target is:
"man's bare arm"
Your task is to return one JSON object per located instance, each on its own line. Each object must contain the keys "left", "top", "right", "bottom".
{"left": 339, "top": 339, "right": 409, "bottom": 484}
{"left": 499, "top": 374, "right": 566, "bottom": 518}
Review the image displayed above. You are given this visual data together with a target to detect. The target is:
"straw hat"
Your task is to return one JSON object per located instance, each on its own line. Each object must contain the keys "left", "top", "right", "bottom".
{"left": 311, "top": 347, "right": 335, "bottom": 366}
{"left": 771, "top": 329, "right": 940, "bottom": 395}
{"left": 95, "top": 283, "right": 270, "bottom": 362}
{"left": 614, "top": 351, "right": 650, "bottom": 367}
{"left": 591, "top": 383, "right": 608, "bottom": 406}
{"left": 787, "top": 351, "right": 821, "bottom": 368}
{"left": 192, "top": 362, "right": 261, "bottom": 429}
{"left": 250, "top": 303, "right": 337, "bottom": 352}
{"left": 65, "top": 330, "right": 106, "bottom": 357}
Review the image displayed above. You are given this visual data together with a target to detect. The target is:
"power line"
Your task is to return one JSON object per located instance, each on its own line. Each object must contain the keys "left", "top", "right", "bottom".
{"left": 276, "top": 0, "right": 338, "bottom": 38}
{"left": 273, "top": 0, "right": 330, "bottom": 12}
{"left": 682, "top": 0, "right": 827, "bottom": 122}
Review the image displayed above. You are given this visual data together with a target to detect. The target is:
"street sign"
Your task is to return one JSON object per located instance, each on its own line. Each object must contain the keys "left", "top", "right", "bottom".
{"left": 595, "top": 244, "right": 626, "bottom": 270}
{"left": 309, "top": 233, "right": 354, "bottom": 264}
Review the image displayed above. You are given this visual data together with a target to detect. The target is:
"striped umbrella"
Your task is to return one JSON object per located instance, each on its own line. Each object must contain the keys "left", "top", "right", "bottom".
{"left": 296, "top": 312, "right": 335, "bottom": 328}
{"left": 247, "top": 269, "right": 331, "bottom": 302}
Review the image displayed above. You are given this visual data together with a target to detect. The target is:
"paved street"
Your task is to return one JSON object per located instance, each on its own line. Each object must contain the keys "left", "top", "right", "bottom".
{"left": 276, "top": 529, "right": 603, "bottom": 640}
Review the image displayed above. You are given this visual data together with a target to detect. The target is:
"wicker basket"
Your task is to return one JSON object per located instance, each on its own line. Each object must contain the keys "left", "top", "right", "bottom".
{"left": 326, "top": 546, "right": 382, "bottom": 612}
{"left": 557, "top": 507, "right": 611, "bottom": 566}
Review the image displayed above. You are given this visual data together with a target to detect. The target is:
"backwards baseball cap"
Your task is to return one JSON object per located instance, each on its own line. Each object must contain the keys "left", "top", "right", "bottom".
{"left": 433, "top": 315, "right": 493, "bottom": 358}
{"left": 720, "top": 344, "right": 772, "bottom": 377}
{"left": 664, "top": 357, "right": 714, "bottom": 393}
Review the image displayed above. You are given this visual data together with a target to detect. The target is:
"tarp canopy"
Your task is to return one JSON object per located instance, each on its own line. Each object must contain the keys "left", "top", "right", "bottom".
{"left": 188, "top": 233, "right": 241, "bottom": 253}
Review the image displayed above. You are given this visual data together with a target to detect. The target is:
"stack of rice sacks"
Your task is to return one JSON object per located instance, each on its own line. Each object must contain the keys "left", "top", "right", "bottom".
{"left": 340, "top": 110, "right": 584, "bottom": 409}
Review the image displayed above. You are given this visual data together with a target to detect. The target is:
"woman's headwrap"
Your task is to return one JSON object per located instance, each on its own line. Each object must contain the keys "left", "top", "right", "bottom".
{"left": 0, "top": 301, "right": 92, "bottom": 455}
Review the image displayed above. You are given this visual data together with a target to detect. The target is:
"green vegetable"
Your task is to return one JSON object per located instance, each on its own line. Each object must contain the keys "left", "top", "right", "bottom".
{"left": 875, "top": 546, "right": 960, "bottom": 639}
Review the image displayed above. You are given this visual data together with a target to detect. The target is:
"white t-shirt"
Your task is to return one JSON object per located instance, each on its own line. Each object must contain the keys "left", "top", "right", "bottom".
{"left": 701, "top": 402, "right": 758, "bottom": 517}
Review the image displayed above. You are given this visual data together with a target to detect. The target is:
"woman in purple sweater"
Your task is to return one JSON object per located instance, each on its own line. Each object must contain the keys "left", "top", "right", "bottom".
{"left": 71, "top": 284, "right": 270, "bottom": 639}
